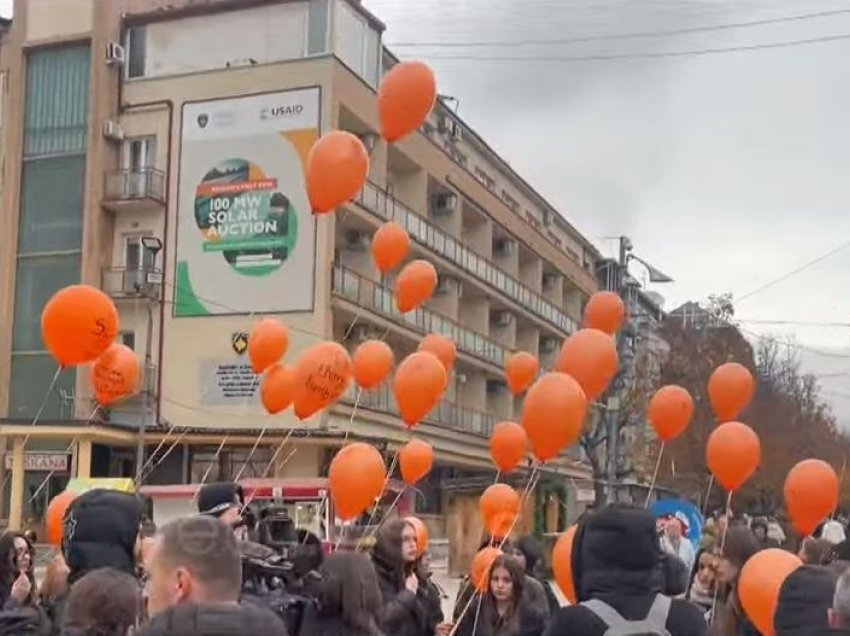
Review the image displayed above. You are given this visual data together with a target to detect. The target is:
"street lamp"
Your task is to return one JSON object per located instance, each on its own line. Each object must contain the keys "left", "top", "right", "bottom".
{"left": 136, "top": 236, "right": 163, "bottom": 484}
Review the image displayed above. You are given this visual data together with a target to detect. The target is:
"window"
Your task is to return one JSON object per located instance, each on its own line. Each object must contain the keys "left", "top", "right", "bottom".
{"left": 124, "top": 235, "right": 156, "bottom": 271}
{"left": 18, "top": 156, "right": 85, "bottom": 255}
{"left": 334, "top": 0, "right": 381, "bottom": 87}
{"left": 120, "top": 331, "right": 136, "bottom": 350}
{"left": 124, "top": 136, "right": 156, "bottom": 170}
{"left": 307, "top": 0, "right": 330, "bottom": 55}
{"left": 500, "top": 189, "right": 519, "bottom": 212}
{"left": 126, "top": 25, "right": 147, "bottom": 78}
{"left": 474, "top": 167, "right": 495, "bottom": 190}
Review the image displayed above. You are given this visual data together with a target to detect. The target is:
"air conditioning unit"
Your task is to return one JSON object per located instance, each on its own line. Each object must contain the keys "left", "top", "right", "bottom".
{"left": 494, "top": 239, "right": 517, "bottom": 256}
{"left": 345, "top": 230, "right": 369, "bottom": 251}
{"left": 492, "top": 311, "right": 513, "bottom": 327}
{"left": 540, "top": 337, "right": 559, "bottom": 353}
{"left": 431, "top": 193, "right": 458, "bottom": 216}
{"left": 450, "top": 121, "right": 463, "bottom": 142}
{"left": 106, "top": 42, "right": 125, "bottom": 67}
{"left": 102, "top": 120, "right": 124, "bottom": 142}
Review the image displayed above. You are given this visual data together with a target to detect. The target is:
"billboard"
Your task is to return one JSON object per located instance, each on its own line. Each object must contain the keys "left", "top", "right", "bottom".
{"left": 174, "top": 88, "right": 320, "bottom": 316}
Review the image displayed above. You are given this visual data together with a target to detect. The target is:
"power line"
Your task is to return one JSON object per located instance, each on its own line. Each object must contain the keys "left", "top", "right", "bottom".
{"left": 387, "top": 7, "right": 850, "bottom": 48}
{"left": 736, "top": 318, "right": 850, "bottom": 328}
{"left": 405, "top": 32, "right": 850, "bottom": 63}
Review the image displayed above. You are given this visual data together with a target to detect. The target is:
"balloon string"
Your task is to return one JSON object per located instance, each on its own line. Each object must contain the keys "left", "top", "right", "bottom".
{"left": 234, "top": 426, "right": 267, "bottom": 482}
{"left": 356, "top": 487, "right": 406, "bottom": 551}
{"left": 354, "top": 449, "right": 400, "bottom": 550}
{"left": 449, "top": 590, "right": 481, "bottom": 636}
{"left": 242, "top": 433, "right": 298, "bottom": 514}
{"left": 702, "top": 474, "right": 715, "bottom": 516}
{"left": 341, "top": 387, "right": 363, "bottom": 444}
{"left": 471, "top": 589, "right": 485, "bottom": 636}
{"left": 136, "top": 420, "right": 179, "bottom": 487}
{"left": 30, "top": 365, "right": 63, "bottom": 429}
{"left": 193, "top": 433, "right": 230, "bottom": 502}
{"left": 709, "top": 490, "right": 734, "bottom": 625}
{"left": 139, "top": 428, "right": 189, "bottom": 485}
{"left": 644, "top": 442, "right": 666, "bottom": 508}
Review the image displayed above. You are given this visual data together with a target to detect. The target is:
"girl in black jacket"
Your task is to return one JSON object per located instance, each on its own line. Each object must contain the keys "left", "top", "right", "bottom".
{"left": 372, "top": 519, "right": 444, "bottom": 636}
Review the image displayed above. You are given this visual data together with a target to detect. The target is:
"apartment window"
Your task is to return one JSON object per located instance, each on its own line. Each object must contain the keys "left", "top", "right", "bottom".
{"left": 124, "top": 234, "right": 156, "bottom": 271}
{"left": 307, "top": 0, "right": 330, "bottom": 55}
{"left": 500, "top": 189, "right": 519, "bottom": 212}
{"left": 124, "top": 136, "right": 156, "bottom": 170}
{"left": 547, "top": 231, "right": 562, "bottom": 248}
{"left": 474, "top": 167, "right": 495, "bottom": 190}
{"left": 126, "top": 25, "right": 147, "bottom": 78}
{"left": 120, "top": 331, "right": 137, "bottom": 351}
{"left": 525, "top": 210, "right": 541, "bottom": 229}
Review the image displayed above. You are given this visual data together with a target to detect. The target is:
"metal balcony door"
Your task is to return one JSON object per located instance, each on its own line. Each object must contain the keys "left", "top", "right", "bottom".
{"left": 123, "top": 136, "right": 156, "bottom": 197}
{"left": 124, "top": 234, "right": 155, "bottom": 293}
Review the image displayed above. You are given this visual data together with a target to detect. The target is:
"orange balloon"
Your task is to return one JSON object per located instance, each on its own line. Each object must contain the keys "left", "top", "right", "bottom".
{"left": 552, "top": 525, "right": 578, "bottom": 604}
{"left": 556, "top": 329, "right": 618, "bottom": 402}
{"left": 306, "top": 131, "right": 370, "bottom": 214}
{"left": 480, "top": 484, "right": 521, "bottom": 538}
{"left": 395, "top": 260, "right": 438, "bottom": 313}
{"left": 784, "top": 459, "right": 839, "bottom": 537}
{"left": 417, "top": 333, "right": 457, "bottom": 373}
{"left": 522, "top": 373, "right": 588, "bottom": 461}
{"left": 505, "top": 351, "right": 539, "bottom": 396}
{"left": 647, "top": 385, "right": 694, "bottom": 442}
{"left": 248, "top": 318, "right": 289, "bottom": 374}
{"left": 584, "top": 291, "right": 625, "bottom": 335}
{"left": 260, "top": 364, "right": 297, "bottom": 415}
{"left": 328, "top": 443, "right": 387, "bottom": 521}
{"left": 489, "top": 422, "right": 528, "bottom": 473}
{"left": 292, "top": 341, "right": 353, "bottom": 420}
{"left": 42, "top": 285, "right": 119, "bottom": 367}
{"left": 405, "top": 516, "right": 430, "bottom": 557}
{"left": 91, "top": 344, "right": 140, "bottom": 406}
{"left": 353, "top": 340, "right": 394, "bottom": 390}
{"left": 46, "top": 490, "right": 77, "bottom": 547}
{"left": 470, "top": 547, "right": 502, "bottom": 593}
{"left": 739, "top": 549, "right": 802, "bottom": 636}
{"left": 372, "top": 221, "right": 411, "bottom": 274}
{"left": 378, "top": 60, "right": 437, "bottom": 143}
{"left": 706, "top": 421, "right": 761, "bottom": 491}
{"left": 400, "top": 439, "right": 434, "bottom": 486}
{"left": 708, "top": 362, "right": 755, "bottom": 422}
{"left": 394, "top": 352, "right": 447, "bottom": 427}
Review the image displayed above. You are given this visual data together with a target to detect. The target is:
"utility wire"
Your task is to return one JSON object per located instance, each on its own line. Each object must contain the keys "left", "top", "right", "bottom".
{"left": 408, "top": 32, "right": 850, "bottom": 63}
{"left": 388, "top": 7, "right": 850, "bottom": 48}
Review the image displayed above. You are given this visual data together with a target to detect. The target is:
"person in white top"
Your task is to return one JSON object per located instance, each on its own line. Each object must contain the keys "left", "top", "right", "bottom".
{"left": 660, "top": 514, "right": 695, "bottom": 572}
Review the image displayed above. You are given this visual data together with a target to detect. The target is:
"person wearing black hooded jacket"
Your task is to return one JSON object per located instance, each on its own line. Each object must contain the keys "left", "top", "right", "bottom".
{"left": 774, "top": 565, "right": 837, "bottom": 636}
{"left": 372, "top": 519, "right": 444, "bottom": 636}
{"left": 544, "top": 505, "right": 707, "bottom": 636}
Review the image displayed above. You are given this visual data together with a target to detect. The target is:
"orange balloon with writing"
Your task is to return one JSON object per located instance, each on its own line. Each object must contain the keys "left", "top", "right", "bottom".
{"left": 706, "top": 421, "right": 761, "bottom": 491}
{"left": 405, "top": 516, "right": 430, "bottom": 557}
{"left": 260, "top": 364, "right": 297, "bottom": 415}
{"left": 399, "top": 439, "right": 434, "bottom": 485}
{"left": 353, "top": 340, "right": 395, "bottom": 390}
{"left": 784, "top": 459, "right": 839, "bottom": 537}
{"left": 378, "top": 60, "right": 437, "bottom": 143}
{"left": 480, "top": 483, "right": 521, "bottom": 539}
{"left": 417, "top": 333, "right": 457, "bottom": 374}
{"left": 489, "top": 421, "right": 528, "bottom": 474}
{"left": 394, "top": 351, "right": 447, "bottom": 427}
{"left": 395, "top": 260, "right": 438, "bottom": 313}
{"left": 552, "top": 525, "right": 578, "bottom": 604}
{"left": 708, "top": 362, "right": 755, "bottom": 422}
{"left": 328, "top": 443, "right": 387, "bottom": 521}
{"left": 505, "top": 351, "right": 539, "bottom": 396}
{"left": 522, "top": 373, "right": 588, "bottom": 461}
{"left": 248, "top": 318, "right": 289, "bottom": 374}
{"left": 46, "top": 490, "right": 77, "bottom": 547}
{"left": 470, "top": 547, "right": 502, "bottom": 593}
{"left": 306, "top": 131, "right": 370, "bottom": 214}
{"left": 372, "top": 221, "right": 411, "bottom": 274}
{"left": 647, "top": 385, "right": 694, "bottom": 442}
{"left": 584, "top": 291, "right": 625, "bottom": 335}
{"left": 292, "top": 341, "right": 353, "bottom": 420}
{"left": 739, "top": 549, "right": 801, "bottom": 636}
{"left": 42, "top": 285, "right": 119, "bottom": 367}
{"left": 91, "top": 344, "right": 140, "bottom": 407}
{"left": 556, "top": 329, "right": 618, "bottom": 402}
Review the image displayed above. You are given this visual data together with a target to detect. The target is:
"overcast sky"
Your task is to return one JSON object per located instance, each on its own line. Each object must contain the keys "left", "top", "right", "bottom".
{"left": 361, "top": 0, "right": 850, "bottom": 425}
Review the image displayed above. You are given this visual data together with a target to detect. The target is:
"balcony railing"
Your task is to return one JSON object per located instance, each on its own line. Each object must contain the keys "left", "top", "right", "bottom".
{"left": 103, "top": 168, "right": 166, "bottom": 206}
{"left": 102, "top": 267, "right": 163, "bottom": 299}
{"left": 353, "top": 182, "right": 579, "bottom": 336}
{"left": 333, "top": 264, "right": 507, "bottom": 368}
{"left": 338, "top": 383, "right": 496, "bottom": 437}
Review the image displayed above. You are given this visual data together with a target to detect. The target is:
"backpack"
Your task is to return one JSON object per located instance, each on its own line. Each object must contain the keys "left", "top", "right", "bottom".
{"left": 581, "top": 594, "right": 673, "bottom": 636}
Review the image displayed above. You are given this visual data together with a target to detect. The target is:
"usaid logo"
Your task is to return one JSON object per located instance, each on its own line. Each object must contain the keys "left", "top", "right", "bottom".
{"left": 260, "top": 104, "right": 304, "bottom": 120}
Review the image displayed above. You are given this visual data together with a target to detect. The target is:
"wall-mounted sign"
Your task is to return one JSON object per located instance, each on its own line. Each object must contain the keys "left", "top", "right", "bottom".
{"left": 198, "top": 359, "right": 259, "bottom": 406}
{"left": 5, "top": 453, "right": 70, "bottom": 473}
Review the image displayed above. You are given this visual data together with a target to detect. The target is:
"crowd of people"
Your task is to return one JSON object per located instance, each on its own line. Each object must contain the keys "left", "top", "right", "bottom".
{"left": 1, "top": 490, "right": 850, "bottom": 635}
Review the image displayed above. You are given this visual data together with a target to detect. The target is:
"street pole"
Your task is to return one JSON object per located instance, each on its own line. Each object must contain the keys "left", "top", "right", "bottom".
{"left": 136, "top": 301, "right": 154, "bottom": 484}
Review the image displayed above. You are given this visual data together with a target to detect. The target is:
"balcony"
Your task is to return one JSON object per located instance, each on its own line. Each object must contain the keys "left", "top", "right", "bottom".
{"left": 353, "top": 182, "right": 578, "bottom": 337}
{"left": 338, "top": 383, "right": 496, "bottom": 437}
{"left": 102, "top": 267, "right": 163, "bottom": 300}
{"left": 102, "top": 168, "right": 166, "bottom": 214}
{"left": 332, "top": 265, "right": 507, "bottom": 369}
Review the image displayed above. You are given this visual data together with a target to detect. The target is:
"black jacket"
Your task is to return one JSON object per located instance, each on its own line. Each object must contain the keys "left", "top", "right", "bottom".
{"left": 544, "top": 505, "right": 707, "bottom": 636}
{"left": 138, "top": 603, "right": 287, "bottom": 635}
{"left": 455, "top": 597, "right": 545, "bottom": 636}
{"left": 774, "top": 566, "right": 837, "bottom": 636}
{"left": 298, "top": 602, "right": 384, "bottom": 636}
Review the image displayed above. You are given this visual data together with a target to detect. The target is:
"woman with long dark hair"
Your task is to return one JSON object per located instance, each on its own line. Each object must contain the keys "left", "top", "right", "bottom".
{"left": 455, "top": 555, "right": 545, "bottom": 636}
{"left": 709, "top": 526, "right": 760, "bottom": 636}
{"left": 372, "top": 519, "right": 444, "bottom": 636}
{"left": 299, "top": 551, "right": 384, "bottom": 636}
{"left": 688, "top": 547, "right": 718, "bottom": 616}
{"left": 0, "top": 531, "right": 37, "bottom": 609}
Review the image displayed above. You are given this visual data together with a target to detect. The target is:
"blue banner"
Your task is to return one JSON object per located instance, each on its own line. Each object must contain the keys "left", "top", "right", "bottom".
{"left": 651, "top": 499, "right": 704, "bottom": 552}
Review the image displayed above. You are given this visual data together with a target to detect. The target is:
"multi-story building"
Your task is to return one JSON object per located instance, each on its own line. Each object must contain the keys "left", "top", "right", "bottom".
{"left": 0, "top": 0, "right": 599, "bottom": 549}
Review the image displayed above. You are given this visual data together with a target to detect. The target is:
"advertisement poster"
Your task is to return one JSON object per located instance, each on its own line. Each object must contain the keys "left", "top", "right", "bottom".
{"left": 174, "top": 88, "right": 320, "bottom": 316}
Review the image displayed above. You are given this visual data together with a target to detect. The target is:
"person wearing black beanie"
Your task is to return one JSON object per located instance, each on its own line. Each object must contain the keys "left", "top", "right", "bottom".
{"left": 197, "top": 482, "right": 244, "bottom": 530}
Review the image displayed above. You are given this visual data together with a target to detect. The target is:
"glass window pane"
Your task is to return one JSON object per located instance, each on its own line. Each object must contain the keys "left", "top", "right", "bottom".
{"left": 13, "top": 253, "right": 81, "bottom": 351}
{"left": 127, "top": 26, "right": 147, "bottom": 78}
{"left": 307, "top": 0, "right": 330, "bottom": 55}
{"left": 9, "top": 354, "right": 77, "bottom": 420}
{"left": 19, "top": 156, "right": 85, "bottom": 254}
